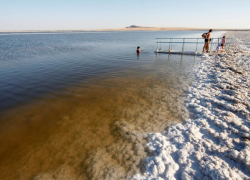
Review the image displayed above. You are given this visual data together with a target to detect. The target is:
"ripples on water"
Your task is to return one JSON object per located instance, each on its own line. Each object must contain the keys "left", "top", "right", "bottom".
{"left": 0, "top": 31, "right": 224, "bottom": 179}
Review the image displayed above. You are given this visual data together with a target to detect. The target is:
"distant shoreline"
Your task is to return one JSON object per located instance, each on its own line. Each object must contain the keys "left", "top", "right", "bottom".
{"left": 1, "top": 27, "right": 249, "bottom": 33}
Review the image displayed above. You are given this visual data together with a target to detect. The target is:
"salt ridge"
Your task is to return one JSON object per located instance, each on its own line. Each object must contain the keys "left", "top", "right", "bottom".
{"left": 134, "top": 31, "right": 250, "bottom": 180}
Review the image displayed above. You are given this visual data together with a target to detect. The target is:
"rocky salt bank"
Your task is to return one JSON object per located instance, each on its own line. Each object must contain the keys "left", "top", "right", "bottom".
{"left": 134, "top": 31, "right": 250, "bottom": 180}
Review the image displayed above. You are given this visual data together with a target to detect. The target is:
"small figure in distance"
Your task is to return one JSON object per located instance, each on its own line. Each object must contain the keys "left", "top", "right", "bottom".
{"left": 221, "top": 36, "right": 226, "bottom": 51}
{"left": 136, "top": 46, "right": 141, "bottom": 53}
{"left": 202, "top": 29, "right": 213, "bottom": 53}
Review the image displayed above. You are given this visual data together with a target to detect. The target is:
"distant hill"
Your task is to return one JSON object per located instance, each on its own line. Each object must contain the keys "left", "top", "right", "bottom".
{"left": 126, "top": 25, "right": 145, "bottom": 28}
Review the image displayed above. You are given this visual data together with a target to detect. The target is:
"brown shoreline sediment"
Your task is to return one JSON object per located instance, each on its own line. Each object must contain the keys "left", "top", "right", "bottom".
{"left": 0, "top": 59, "right": 194, "bottom": 180}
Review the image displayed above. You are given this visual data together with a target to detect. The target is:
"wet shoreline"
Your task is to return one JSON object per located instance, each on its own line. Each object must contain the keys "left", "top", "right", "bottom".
{"left": 134, "top": 31, "right": 250, "bottom": 180}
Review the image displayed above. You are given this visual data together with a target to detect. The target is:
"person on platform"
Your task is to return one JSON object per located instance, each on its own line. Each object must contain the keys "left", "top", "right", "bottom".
{"left": 221, "top": 36, "right": 226, "bottom": 50}
{"left": 202, "top": 29, "right": 213, "bottom": 53}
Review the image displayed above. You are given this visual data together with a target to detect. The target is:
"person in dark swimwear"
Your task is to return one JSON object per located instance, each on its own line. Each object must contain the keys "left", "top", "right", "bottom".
{"left": 202, "top": 29, "right": 213, "bottom": 53}
{"left": 136, "top": 46, "right": 141, "bottom": 53}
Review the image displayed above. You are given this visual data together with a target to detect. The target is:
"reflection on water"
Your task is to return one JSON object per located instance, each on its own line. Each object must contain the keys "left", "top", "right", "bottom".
{"left": 0, "top": 31, "right": 212, "bottom": 179}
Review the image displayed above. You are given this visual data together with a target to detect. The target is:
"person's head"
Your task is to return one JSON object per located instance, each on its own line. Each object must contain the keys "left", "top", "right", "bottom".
{"left": 209, "top": 29, "right": 213, "bottom": 32}
{"left": 137, "top": 46, "right": 140, "bottom": 50}
{"left": 223, "top": 36, "right": 225, "bottom": 38}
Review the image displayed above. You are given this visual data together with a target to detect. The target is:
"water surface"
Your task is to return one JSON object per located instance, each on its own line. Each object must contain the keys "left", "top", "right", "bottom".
{"left": 0, "top": 31, "right": 225, "bottom": 179}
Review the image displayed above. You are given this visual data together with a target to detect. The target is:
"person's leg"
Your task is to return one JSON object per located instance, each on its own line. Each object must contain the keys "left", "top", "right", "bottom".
{"left": 206, "top": 43, "right": 210, "bottom": 53}
{"left": 203, "top": 41, "right": 208, "bottom": 52}
{"left": 205, "top": 43, "right": 209, "bottom": 52}
{"left": 221, "top": 44, "right": 224, "bottom": 49}
{"left": 203, "top": 44, "right": 208, "bottom": 53}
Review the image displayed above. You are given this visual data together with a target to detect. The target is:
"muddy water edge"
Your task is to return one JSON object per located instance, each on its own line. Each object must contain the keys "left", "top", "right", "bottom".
{"left": 0, "top": 60, "right": 195, "bottom": 180}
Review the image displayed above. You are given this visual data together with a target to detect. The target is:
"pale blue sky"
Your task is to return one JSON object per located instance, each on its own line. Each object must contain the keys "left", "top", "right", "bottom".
{"left": 0, "top": 0, "right": 249, "bottom": 30}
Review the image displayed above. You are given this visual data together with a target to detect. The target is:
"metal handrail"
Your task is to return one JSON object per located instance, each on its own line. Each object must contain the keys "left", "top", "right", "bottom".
{"left": 155, "top": 38, "right": 234, "bottom": 40}
{"left": 155, "top": 38, "right": 234, "bottom": 53}
{"left": 156, "top": 42, "right": 208, "bottom": 44}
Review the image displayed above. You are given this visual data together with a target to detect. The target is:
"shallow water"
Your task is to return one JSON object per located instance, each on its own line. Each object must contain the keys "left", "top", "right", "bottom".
{"left": 0, "top": 31, "right": 225, "bottom": 179}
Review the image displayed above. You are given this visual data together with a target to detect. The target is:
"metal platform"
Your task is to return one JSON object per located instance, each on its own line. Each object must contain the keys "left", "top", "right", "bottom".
{"left": 155, "top": 50, "right": 250, "bottom": 56}
{"left": 155, "top": 50, "right": 203, "bottom": 56}
{"left": 155, "top": 37, "right": 237, "bottom": 56}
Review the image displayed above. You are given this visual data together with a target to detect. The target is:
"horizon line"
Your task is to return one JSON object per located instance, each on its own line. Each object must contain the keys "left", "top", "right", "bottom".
{"left": 1, "top": 27, "right": 250, "bottom": 33}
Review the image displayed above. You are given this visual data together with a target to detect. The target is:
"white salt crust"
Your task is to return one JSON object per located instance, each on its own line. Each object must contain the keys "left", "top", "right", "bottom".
{"left": 134, "top": 32, "right": 250, "bottom": 180}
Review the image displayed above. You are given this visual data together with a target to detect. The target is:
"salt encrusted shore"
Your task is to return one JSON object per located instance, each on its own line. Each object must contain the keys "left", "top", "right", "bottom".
{"left": 134, "top": 31, "right": 250, "bottom": 180}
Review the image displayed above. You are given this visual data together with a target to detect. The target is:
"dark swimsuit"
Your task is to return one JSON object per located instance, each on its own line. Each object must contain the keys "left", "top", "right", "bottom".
{"left": 205, "top": 38, "right": 211, "bottom": 44}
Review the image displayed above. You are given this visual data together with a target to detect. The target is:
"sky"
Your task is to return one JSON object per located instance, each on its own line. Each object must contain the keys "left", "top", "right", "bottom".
{"left": 0, "top": 0, "right": 250, "bottom": 31}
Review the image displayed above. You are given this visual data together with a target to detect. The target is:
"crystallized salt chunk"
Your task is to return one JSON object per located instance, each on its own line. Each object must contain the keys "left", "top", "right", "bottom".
{"left": 147, "top": 159, "right": 155, "bottom": 165}
{"left": 155, "top": 178, "right": 164, "bottom": 180}
{"left": 240, "top": 125, "right": 249, "bottom": 131}
{"left": 152, "top": 165, "right": 158, "bottom": 176}
{"left": 194, "top": 151, "right": 203, "bottom": 161}
{"left": 203, "top": 140, "right": 212, "bottom": 148}
{"left": 164, "top": 163, "right": 179, "bottom": 179}
{"left": 157, "top": 161, "right": 165, "bottom": 174}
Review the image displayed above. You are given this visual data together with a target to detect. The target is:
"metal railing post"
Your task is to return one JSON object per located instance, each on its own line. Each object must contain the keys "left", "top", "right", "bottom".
{"left": 169, "top": 38, "right": 171, "bottom": 51}
{"left": 171, "top": 38, "right": 173, "bottom": 51}
{"left": 209, "top": 38, "right": 213, "bottom": 53}
{"left": 182, "top": 38, "right": 185, "bottom": 52}
{"left": 160, "top": 38, "right": 161, "bottom": 50}
{"left": 225, "top": 39, "right": 228, "bottom": 52}
{"left": 195, "top": 38, "right": 198, "bottom": 52}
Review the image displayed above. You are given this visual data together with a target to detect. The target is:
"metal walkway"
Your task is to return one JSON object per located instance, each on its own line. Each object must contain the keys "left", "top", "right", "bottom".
{"left": 155, "top": 38, "right": 235, "bottom": 56}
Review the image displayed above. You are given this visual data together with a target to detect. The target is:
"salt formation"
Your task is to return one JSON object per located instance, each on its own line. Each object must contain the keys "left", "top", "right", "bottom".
{"left": 83, "top": 75, "right": 193, "bottom": 180}
{"left": 134, "top": 31, "right": 250, "bottom": 179}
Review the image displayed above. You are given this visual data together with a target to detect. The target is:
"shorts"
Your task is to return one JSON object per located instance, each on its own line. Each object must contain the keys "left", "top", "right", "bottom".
{"left": 205, "top": 39, "right": 210, "bottom": 44}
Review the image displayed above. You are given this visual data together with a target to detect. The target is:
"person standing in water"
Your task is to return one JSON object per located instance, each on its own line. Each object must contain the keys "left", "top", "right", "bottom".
{"left": 202, "top": 29, "right": 213, "bottom": 53}
{"left": 136, "top": 46, "right": 141, "bottom": 53}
